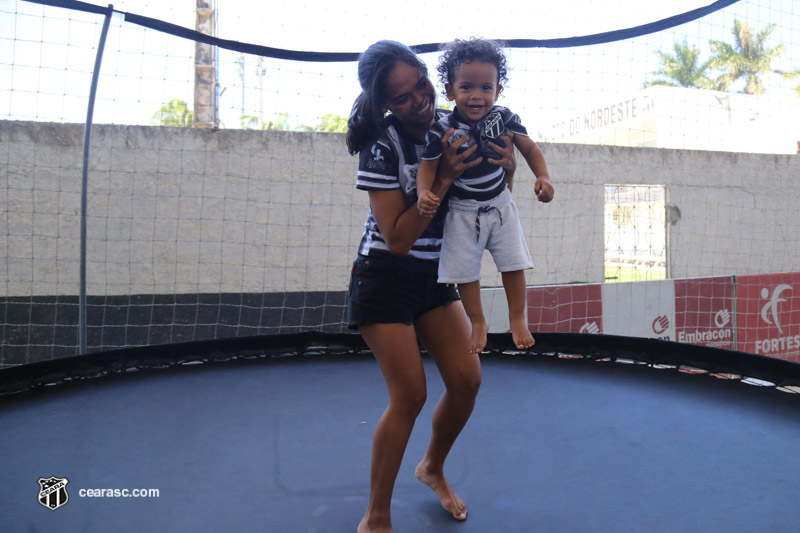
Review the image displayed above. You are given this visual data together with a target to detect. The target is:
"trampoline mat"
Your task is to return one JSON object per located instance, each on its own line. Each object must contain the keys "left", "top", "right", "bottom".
{"left": 2, "top": 352, "right": 799, "bottom": 532}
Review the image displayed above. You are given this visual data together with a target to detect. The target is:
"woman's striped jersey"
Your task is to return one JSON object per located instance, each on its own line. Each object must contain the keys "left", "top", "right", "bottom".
{"left": 355, "top": 111, "right": 449, "bottom": 261}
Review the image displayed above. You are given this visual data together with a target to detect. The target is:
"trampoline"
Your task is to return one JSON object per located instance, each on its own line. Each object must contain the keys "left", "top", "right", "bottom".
{"left": 1, "top": 332, "right": 799, "bottom": 532}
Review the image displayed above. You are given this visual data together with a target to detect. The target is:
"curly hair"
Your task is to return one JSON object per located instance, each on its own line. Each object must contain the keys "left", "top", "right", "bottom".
{"left": 437, "top": 38, "right": 508, "bottom": 96}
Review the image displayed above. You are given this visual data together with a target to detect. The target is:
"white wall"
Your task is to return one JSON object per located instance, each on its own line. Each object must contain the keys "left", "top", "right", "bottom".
{"left": 2, "top": 120, "right": 799, "bottom": 297}
{"left": 537, "top": 86, "right": 800, "bottom": 155}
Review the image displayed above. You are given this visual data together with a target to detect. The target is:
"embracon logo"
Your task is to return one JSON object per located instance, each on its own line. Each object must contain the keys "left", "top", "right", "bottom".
{"left": 651, "top": 315, "right": 670, "bottom": 335}
{"left": 677, "top": 308, "right": 733, "bottom": 346}
{"left": 714, "top": 309, "right": 731, "bottom": 328}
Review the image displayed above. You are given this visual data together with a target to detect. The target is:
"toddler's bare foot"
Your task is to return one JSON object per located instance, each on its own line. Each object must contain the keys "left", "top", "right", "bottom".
{"left": 468, "top": 319, "right": 489, "bottom": 354}
{"left": 510, "top": 317, "right": 534, "bottom": 350}
{"left": 415, "top": 462, "right": 468, "bottom": 521}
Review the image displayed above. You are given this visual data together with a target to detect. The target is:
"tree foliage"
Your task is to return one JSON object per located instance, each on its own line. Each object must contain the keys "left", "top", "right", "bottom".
{"left": 708, "top": 19, "right": 784, "bottom": 95}
{"left": 240, "top": 112, "right": 295, "bottom": 130}
{"left": 315, "top": 113, "right": 348, "bottom": 133}
{"left": 151, "top": 99, "right": 193, "bottom": 127}
{"left": 645, "top": 20, "right": 791, "bottom": 97}
{"left": 779, "top": 69, "right": 800, "bottom": 97}
{"left": 240, "top": 112, "right": 348, "bottom": 132}
{"left": 644, "top": 40, "right": 714, "bottom": 89}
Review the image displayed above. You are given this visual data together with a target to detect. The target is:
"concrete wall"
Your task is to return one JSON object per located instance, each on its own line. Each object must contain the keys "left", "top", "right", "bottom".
{"left": 2, "top": 120, "right": 799, "bottom": 299}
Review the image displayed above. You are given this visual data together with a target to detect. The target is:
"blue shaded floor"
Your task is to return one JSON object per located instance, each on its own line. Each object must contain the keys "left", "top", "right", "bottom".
{"left": 2, "top": 353, "right": 799, "bottom": 532}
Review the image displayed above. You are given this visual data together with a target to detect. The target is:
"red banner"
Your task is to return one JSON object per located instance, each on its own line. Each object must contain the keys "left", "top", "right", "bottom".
{"left": 523, "top": 273, "right": 800, "bottom": 362}
{"left": 736, "top": 272, "right": 800, "bottom": 362}
{"left": 528, "top": 284, "right": 603, "bottom": 334}
{"left": 674, "top": 276, "right": 735, "bottom": 350}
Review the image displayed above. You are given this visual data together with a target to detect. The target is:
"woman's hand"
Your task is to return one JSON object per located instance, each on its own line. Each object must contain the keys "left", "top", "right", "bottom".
{"left": 486, "top": 131, "right": 516, "bottom": 177}
{"left": 436, "top": 128, "right": 482, "bottom": 187}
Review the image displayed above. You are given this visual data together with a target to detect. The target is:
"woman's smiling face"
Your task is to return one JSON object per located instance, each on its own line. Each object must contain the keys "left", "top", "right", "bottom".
{"left": 445, "top": 60, "right": 501, "bottom": 126}
{"left": 383, "top": 61, "right": 436, "bottom": 139}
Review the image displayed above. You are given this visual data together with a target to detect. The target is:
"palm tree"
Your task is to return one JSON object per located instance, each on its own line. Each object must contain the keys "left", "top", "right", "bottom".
{"left": 708, "top": 20, "right": 783, "bottom": 95}
{"left": 779, "top": 69, "right": 800, "bottom": 97}
{"left": 151, "top": 99, "right": 193, "bottom": 127}
{"left": 644, "top": 40, "right": 713, "bottom": 89}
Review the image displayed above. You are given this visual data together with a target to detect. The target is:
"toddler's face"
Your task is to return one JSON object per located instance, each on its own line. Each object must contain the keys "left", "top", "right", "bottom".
{"left": 445, "top": 60, "right": 501, "bottom": 126}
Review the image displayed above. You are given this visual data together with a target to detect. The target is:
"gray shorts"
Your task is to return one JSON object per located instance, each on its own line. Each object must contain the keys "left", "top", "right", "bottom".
{"left": 438, "top": 188, "right": 533, "bottom": 284}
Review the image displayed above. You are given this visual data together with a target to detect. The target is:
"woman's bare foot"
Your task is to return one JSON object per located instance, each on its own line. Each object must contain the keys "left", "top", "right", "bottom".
{"left": 510, "top": 317, "right": 534, "bottom": 350}
{"left": 357, "top": 514, "right": 393, "bottom": 533}
{"left": 468, "top": 319, "right": 489, "bottom": 354}
{"left": 415, "top": 462, "right": 468, "bottom": 521}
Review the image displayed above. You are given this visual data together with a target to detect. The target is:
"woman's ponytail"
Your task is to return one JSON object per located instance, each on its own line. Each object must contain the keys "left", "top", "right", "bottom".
{"left": 346, "top": 92, "right": 378, "bottom": 154}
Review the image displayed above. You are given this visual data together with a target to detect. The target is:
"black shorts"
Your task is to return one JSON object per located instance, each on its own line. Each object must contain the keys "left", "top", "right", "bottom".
{"left": 347, "top": 251, "right": 460, "bottom": 329}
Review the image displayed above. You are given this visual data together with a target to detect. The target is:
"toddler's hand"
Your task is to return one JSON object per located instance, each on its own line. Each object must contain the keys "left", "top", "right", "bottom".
{"left": 535, "top": 178, "right": 554, "bottom": 203}
{"left": 417, "top": 190, "right": 440, "bottom": 218}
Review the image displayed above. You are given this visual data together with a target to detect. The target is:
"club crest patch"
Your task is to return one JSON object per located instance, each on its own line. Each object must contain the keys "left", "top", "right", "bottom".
{"left": 482, "top": 111, "right": 505, "bottom": 139}
{"left": 366, "top": 143, "right": 389, "bottom": 171}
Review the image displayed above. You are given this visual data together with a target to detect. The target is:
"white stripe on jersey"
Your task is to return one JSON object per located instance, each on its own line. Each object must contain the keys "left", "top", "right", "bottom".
{"left": 358, "top": 171, "right": 394, "bottom": 179}
{"left": 414, "top": 236, "right": 442, "bottom": 248}
{"left": 411, "top": 250, "right": 441, "bottom": 261}
{"left": 357, "top": 176, "right": 400, "bottom": 189}
{"left": 358, "top": 228, "right": 442, "bottom": 261}
{"left": 361, "top": 242, "right": 440, "bottom": 261}
{"left": 454, "top": 166, "right": 503, "bottom": 191}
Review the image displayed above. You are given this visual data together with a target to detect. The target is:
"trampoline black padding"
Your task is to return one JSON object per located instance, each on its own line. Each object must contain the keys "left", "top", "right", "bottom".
{"left": 1, "top": 334, "right": 799, "bottom": 532}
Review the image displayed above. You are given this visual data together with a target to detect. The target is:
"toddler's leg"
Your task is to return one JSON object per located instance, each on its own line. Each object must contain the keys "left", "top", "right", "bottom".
{"left": 501, "top": 270, "right": 534, "bottom": 349}
{"left": 457, "top": 281, "right": 489, "bottom": 354}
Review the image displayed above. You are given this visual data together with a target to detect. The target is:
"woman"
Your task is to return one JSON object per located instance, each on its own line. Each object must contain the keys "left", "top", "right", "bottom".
{"left": 346, "top": 40, "right": 516, "bottom": 532}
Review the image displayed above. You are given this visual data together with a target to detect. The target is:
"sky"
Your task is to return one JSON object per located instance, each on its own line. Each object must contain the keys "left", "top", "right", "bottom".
{"left": 1, "top": 0, "right": 799, "bottom": 131}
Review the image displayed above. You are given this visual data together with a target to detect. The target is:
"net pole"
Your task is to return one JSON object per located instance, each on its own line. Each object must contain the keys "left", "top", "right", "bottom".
{"left": 79, "top": 4, "right": 114, "bottom": 354}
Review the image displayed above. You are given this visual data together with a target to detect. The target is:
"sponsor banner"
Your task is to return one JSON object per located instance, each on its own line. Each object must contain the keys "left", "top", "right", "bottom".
{"left": 736, "top": 272, "right": 800, "bottom": 362}
{"left": 602, "top": 280, "right": 675, "bottom": 340}
{"left": 527, "top": 283, "right": 603, "bottom": 334}
{"left": 674, "top": 276, "right": 735, "bottom": 350}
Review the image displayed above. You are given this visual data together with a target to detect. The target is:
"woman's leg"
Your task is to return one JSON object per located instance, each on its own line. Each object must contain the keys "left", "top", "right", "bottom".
{"left": 501, "top": 269, "right": 534, "bottom": 349}
{"left": 457, "top": 280, "right": 490, "bottom": 354}
{"left": 414, "top": 301, "right": 481, "bottom": 520}
{"left": 358, "top": 323, "right": 428, "bottom": 533}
